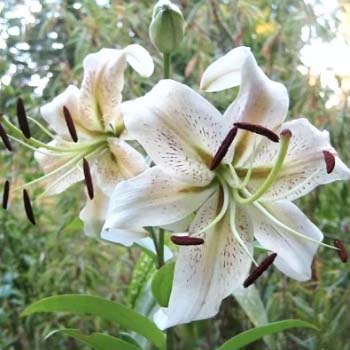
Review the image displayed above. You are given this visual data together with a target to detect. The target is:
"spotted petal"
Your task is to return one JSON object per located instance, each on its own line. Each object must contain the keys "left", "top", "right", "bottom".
{"left": 80, "top": 45, "right": 154, "bottom": 133}
{"left": 122, "top": 80, "right": 227, "bottom": 186}
{"left": 79, "top": 185, "right": 109, "bottom": 238}
{"left": 250, "top": 200, "right": 323, "bottom": 281}
{"left": 40, "top": 85, "right": 92, "bottom": 139}
{"left": 93, "top": 138, "right": 147, "bottom": 195}
{"left": 154, "top": 193, "right": 253, "bottom": 329}
{"left": 243, "top": 118, "right": 350, "bottom": 201}
{"left": 34, "top": 140, "right": 84, "bottom": 195}
{"left": 202, "top": 47, "right": 289, "bottom": 165}
{"left": 101, "top": 166, "right": 216, "bottom": 246}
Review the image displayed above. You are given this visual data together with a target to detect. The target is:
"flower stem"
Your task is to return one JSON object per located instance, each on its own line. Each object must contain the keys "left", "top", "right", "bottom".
{"left": 166, "top": 327, "right": 175, "bottom": 350}
{"left": 163, "top": 53, "right": 171, "bottom": 79}
{"left": 158, "top": 229, "right": 165, "bottom": 268}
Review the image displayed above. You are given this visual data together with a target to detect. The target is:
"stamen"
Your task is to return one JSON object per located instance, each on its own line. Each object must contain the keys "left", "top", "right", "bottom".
{"left": 83, "top": 158, "right": 94, "bottom": 199}
{"left": 210, "top": 126, "right": 238, "bottom": 170}
{"left": 2, "top": 180, "right": 10, "bottom": 209}
{"left": 63, "top": 106, "right": 78, "bottom": 143}
{"left": 322, "top": 150, "right": 335, "bottom": 174}
{"left": 334, "top": 239, "right": 348, "bottom": 263}
{"left": 16, "top": 97, "right": 31, "bottom": 139}
{"left": 243, "top": 252, "right": 277, "bottom": 288}
{"left": 171, "top": 235, "right": 204, "bottom": 246}
{"left": 23, "top": 189, "right": 36, "bottom": 225}
{"left": 234, "top": 129, "right": 292, "bottom": 204}
{"left": 0, "top": 123, "right": 12, "bottom": 151}
{"left": 234, "top": 122, "right": 279, "bottom": 143}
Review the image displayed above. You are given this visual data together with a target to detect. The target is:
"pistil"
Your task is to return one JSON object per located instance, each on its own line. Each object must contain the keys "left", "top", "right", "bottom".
{"left": 234, "top": 129, "right": 292, "bottom": 204}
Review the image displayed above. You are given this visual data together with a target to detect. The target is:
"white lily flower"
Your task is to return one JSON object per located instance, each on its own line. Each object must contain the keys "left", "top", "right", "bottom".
{"left": 102, "top": 47, "right": 350, "bottom": 328}
{"left": 18, "top": 45, "right": 153, "bottom": 237}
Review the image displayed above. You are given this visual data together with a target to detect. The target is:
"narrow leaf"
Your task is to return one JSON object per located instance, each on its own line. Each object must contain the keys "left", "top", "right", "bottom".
{"left": 22, "top": 294, "right": 165, "bottom": 348}
{"left": 46, "top": 329, "right": 140, "bottom": 350}
{"left": 218, "top": 319, "right": 318, "bottom": 350}
{"left": 151, "top": 262, "right": 174, "bottom": 307}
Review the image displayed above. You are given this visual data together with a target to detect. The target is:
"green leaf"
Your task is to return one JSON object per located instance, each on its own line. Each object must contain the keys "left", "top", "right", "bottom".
{"left": 218, "top": 319, "right": 318, "bottom": 350}
{"left": 22, "top": 294, "right": 165, "bottom": 348}
{"left": 151, "top": 262, "right": 174, "bottom": 307}
{"left": 46, "top": 329, "right": 140, "bottom": 350}
{"left": 233, "top": 286, "right": 273, "bottom": 348}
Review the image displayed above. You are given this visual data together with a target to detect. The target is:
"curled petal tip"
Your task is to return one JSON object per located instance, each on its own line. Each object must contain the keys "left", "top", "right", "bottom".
{"left": 171, "top": 235, "right": 204, "bottom": 246}
{"left": 334, "top": 239, "right": 348, "bottom": 263}
{"left": 322, "top": 150, "right": 335, "bottom": 174}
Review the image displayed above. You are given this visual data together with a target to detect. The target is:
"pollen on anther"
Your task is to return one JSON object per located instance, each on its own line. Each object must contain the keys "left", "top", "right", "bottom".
{"left": 322, "top": 150, "right": 335, "bottom": 174}
{"left": 16, "top": 97, "right": 31, "bottom": 139}
{"left": 334, "top": 239, "right": 348, "bottom": 263}
{"left": 23, "top": 189, "right": 36, "bottom": 225}
{"left": 171, "top": 235, "right": 204, "bottom": 246}
{"left": 0, "top": 123, "right": 12, "bottom": 151}
{"left": 2, "top": 180, "right": 10, "bottom": 210}
{"left": 63, "top": 106, "right": 78, "bottom": 142}
{"left": 83, "top": 158, "right": 94, "bottom": 200}
{"left": 243, "top": 252, "right": 277, "bottom": 288}
{"left": 234, "top": 122, "right": 279, "bottom": 143}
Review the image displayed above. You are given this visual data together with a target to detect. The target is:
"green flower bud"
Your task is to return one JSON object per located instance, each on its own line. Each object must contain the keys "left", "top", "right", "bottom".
{"left": 149, "top": 0, "right": 185, "bottom": 54}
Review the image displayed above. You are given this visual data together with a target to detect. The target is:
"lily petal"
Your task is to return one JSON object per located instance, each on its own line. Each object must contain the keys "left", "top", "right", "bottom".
{"left": 123, "top": 80, "right": 227, "bottom": 186}
{"left": 214, "top": 48, "right": 289, "bottom": 165}
{"left": 154, "top": 193, "right": 252, "bottom": 329}
{"left": 245, "top": 118, "right": 350, "bottom": 200}
{"left": 250, "top": 200, "right": 323, "bottom": 281}
{"left": 124, "top": 44, "right": 154, "bottom": 77}
{"left": 200, "top": 46, "right": 252, "bottom": 92}
{"left": 101, "top": 166, "right": 216, "bottom": 244}
{"left": 34, "top": 140, "right": 84, "bottom": 195}
{"left": 93, "top": 138, "right": 147, "bottom": 195}
{"left": 40, "top": 85, "right": 91, "bottom": 139}
{"left": 79, "top": 185, "right": 109, "bottom": 238}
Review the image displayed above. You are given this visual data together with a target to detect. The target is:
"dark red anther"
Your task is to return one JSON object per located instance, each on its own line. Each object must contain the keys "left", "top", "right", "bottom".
{"left": 83, "top": 158, "right": 94, "bottom": 200}
{"left": 63, "top": 106, "right": 78, "bottom": 142}
{"left": 0, "top": 123, "right": 12, "bottom": 151}
{"left": 210, "top": 126, "right": 238, "bottom": 170}
{"left": 171, "top": 235, "right": 204, "bottom": 246}
{"left": 234, "top": 122, "right": 279, "bottom": 143}
{"left": 23, "top": 189, "right": 36, "bottom": 225}
{"left": 2, "top": 180, "right": 10, "bottom": 210}
{"left": 243, "top": 252, "right": 277, "bottom": 288}
{"left": 16, "top": 97, "right": 31, "bottom": 139}
{"left": 322, "top": 150, "right": 335, "bottom": 174}
{"left": 334, "top": 239, "right": 348, "bottom": 263}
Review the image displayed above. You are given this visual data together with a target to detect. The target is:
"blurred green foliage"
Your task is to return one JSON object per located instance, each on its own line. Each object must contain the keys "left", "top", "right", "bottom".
{"left": 0, "top": 0, "right": 349, "bottom": 349}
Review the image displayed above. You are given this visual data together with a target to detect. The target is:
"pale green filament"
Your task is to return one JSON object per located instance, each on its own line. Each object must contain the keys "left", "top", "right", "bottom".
{"left": 27, "top": 116, "right": 56, "bottom": 139}
{"left": 234, "top": 132, "right": 291, "bottom": 204}
{"left": 3, "top": 116, "right": 105, "bottom": 153}
{"left": 240, "top": 136, "right": 257, "bottom": 189}
{"left": 195, "top": 178, "right": 230, "bottom": 235}
{"left": 229, "top": 202, "right": 258, "bottom": 266}
{"left": 252, "top": 197, "right": 338, "bottom": 251}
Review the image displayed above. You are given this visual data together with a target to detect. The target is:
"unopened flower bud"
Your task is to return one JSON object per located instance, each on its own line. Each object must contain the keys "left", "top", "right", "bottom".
{"left": 149, "top": 0, "right": 185, "bottom": 54}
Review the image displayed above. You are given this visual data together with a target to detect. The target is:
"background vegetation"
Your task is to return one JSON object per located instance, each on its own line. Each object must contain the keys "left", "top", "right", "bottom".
{"left": 0, "top": 0, "right": 349, "bottom": 349}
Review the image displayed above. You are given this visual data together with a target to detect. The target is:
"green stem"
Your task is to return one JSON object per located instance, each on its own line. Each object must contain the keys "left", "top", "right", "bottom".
{"left": 166, "top": 327, "right": 175, "bottom": 350}
{"left": 157, "top": 229, "right": 165, "bottom": 268}
{"left": 163, "top": 53, "right": 171, "bottom": 79}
